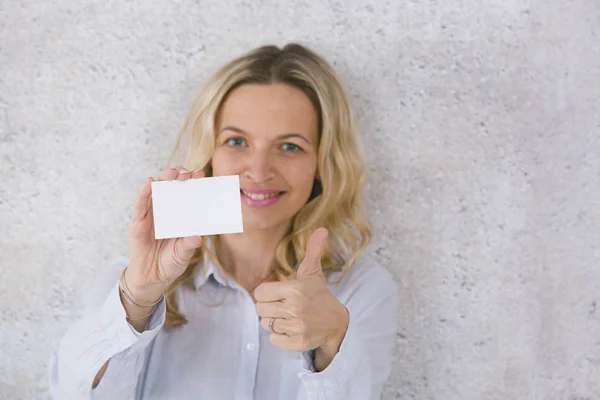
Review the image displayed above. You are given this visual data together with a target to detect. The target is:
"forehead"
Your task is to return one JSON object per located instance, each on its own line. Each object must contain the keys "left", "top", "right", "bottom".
{"left": 217, "top": 83, "right": 319, "bottom": 138}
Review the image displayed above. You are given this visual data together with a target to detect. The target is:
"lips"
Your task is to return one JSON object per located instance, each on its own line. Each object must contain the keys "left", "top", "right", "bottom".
{"left": 240, "top": 189, "right": 285, "bottom": 201}
{"left": 239, "top": 188, "right": 286, "bottom": 208}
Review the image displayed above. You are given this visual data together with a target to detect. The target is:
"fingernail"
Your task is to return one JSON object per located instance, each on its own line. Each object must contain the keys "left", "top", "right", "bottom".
{"left": 179, "top": 169, "right": 190, "bottom": 174}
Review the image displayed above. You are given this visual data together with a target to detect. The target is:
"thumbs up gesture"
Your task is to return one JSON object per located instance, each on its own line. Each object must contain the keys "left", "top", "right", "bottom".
{"left": 254, "top": 228, "right": 350, "bottom": 368}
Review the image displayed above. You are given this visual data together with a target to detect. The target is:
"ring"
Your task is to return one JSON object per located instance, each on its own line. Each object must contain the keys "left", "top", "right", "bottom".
{"left": 268, "top": 317, "right": 277, "bottom": 334}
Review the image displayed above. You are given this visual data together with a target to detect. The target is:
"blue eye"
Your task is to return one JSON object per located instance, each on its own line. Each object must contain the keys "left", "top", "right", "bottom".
{"left": 281, "top": 143, "right": 303, "bottom": 152}
{"left": 226, "top": 137, "right": 246, "bottom": 147}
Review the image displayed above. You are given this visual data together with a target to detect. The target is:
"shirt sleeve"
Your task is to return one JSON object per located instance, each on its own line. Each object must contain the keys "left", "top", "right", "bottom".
{"left": 48, "top": 262, "right": 166, "bottom": 400}
{"left": 296, "top": 262, "right": 399, "bottom": 400}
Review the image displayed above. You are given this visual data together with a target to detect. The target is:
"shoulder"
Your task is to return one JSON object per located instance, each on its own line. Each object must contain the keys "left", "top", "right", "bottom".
{"left": 326, "top": 253, "right": 398, "bottom": 305}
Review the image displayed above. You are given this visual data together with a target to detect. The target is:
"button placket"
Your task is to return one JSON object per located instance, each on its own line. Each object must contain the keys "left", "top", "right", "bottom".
{"left": 240, "top": 290, "right": 260, "bottom": 399}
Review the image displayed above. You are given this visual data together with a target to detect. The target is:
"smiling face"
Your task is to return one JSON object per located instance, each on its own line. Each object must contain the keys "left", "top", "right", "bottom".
{"left": 211, "top": 82, "right": 320, "bottom": 233}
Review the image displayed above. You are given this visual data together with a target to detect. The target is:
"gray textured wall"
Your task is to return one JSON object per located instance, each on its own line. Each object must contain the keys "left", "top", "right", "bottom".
{"left": 1, "top": 0, "right": 599, "bottom": 399}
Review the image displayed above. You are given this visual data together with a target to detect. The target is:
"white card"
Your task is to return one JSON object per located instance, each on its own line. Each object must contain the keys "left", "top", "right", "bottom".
{"left": 150, "top": 175, "right": 244, "bottom": 239}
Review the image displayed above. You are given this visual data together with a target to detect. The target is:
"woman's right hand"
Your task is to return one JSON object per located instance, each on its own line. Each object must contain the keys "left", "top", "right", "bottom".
{"left": 125, "top": 167, "right": 205, "bottom": 303}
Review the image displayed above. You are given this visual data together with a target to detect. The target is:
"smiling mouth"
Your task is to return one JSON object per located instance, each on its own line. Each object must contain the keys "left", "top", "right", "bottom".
{"left": 240, "top": 189, "right": 285, "bottom": 200}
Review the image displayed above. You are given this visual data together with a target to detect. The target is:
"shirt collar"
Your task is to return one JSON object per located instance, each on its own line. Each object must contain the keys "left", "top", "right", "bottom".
{"left": 192, "top": 239, "right": 229, "bottom": 289}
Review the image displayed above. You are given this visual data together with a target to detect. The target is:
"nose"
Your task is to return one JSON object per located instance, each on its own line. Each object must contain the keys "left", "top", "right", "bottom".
{"left": 243, "top": 150, "right": 275, "bottom": 183}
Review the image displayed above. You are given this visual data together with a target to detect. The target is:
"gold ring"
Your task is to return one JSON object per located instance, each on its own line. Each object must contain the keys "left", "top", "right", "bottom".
{"left": 268, "top": 317, "right": 277, "bottom": 333}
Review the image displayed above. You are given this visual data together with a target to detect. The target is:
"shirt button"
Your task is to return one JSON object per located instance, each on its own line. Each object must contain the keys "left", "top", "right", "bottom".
{"left": 246, "top": 343, "right": 256, "bottom": 351}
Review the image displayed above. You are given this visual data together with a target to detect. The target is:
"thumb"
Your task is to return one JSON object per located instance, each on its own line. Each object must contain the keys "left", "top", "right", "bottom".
{"left": 297, "top": 228, "right": 328, "bottom": 279}
{"left": 173, "top": 235, "right": 203, "bottom": 265}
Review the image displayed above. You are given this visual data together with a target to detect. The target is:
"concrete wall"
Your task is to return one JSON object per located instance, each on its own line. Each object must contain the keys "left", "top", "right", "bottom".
{"left": 1, "top": 0, "right": 599, "bottom": 398}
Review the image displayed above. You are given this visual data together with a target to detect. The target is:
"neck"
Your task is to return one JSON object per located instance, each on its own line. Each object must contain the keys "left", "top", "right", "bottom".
{"left": 217, "top": 224, "right": 290, "bottom": 293}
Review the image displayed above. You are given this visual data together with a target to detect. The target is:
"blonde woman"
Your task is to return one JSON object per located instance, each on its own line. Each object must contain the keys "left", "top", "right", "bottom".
{"left": 49, "top": 43, "right": 398, "bottom": 399}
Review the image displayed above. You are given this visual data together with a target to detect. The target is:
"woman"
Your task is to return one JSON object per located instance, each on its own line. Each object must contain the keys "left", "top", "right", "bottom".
{"left": 49, "top": 43, "right": 398, "bottom": 399}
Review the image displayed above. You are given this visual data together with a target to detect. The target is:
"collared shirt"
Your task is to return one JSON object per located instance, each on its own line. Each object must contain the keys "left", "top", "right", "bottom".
{"left": 49, "top": 252, "right": 398, "bottom": 399}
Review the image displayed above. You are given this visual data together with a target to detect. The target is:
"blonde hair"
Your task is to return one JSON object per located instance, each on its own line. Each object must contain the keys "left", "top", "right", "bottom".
{"left": 164, "top": 43, "right": 372, "bottom": 327}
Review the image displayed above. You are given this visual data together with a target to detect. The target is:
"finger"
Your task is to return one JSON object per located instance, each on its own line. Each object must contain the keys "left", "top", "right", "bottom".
{"left": 304, "top": 227, "right": 328, "bottom": 265}
{"left": 143, "top": 191, "right": 154, "bottom": 221}
{"left": 263, "top": 316, "right": 309, "bottom": 336}
{"left": 156, "top": 167, "right": 180, "bottom": 181}
{"left": 132, "top": 177, "right": 153, "bottom": 223}
{"left": 269, "top": 333, "right": 306, "bottom": 352}
{"left": 254, "top": 281, "right": 293, "bottom": 303}
{"left": 181, "top": 235, "right": 203, "bottom": 249}
{"left": 255, "top": 301, "right": 288, "bottom": 318}
{"left": 177, "top": 169, "right": 191, "bottom": 181}
{"left": 261, "top": 317, "right": 292, "bottom": 335}
{"left": 191, "top": 169, "right": 205, "bottom": 179}
{"left": 172, "top": 235, "right": 203, "bottom": 266}
{"left": 296, "top": 227, "right": 328, "bottom": 278}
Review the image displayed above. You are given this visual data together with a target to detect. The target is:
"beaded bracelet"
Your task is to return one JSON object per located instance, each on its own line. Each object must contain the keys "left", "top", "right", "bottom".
{"left": 119, "top": 268, "right": 164, "bottom": 308}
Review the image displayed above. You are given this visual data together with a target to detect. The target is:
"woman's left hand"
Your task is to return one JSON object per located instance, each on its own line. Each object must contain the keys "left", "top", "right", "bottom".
{"left": 254, "top": 227, "right": 349, "bottom": 370}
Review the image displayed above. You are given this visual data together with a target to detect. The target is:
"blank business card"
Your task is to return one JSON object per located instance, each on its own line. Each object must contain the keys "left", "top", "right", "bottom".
{"left": 150, "top": 175, "right": 244, "bottom": 239}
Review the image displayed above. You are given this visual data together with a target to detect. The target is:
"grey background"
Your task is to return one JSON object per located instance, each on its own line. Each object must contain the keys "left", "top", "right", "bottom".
{"left": 1, "top": 0, "right": 599, "bottom": 399}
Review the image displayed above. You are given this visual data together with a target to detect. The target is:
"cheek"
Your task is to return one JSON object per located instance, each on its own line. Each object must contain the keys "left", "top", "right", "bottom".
{"left": 211, "top": 150, "right": 240, "bottom": 176}
{"left": 283, "top": 159, "right": 317, "bottom": 193}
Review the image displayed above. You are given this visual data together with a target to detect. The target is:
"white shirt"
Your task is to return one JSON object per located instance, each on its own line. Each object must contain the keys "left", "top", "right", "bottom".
{"left": 49, "top": 252, "right": 398, "bottom": 399}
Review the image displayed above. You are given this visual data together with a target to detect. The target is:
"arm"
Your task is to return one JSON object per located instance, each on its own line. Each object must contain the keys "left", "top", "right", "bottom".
{"left": 49, "top": 264, "right": 166, "bottom": 399}
{"left": 297, "top": 266, "right": 399, "bottom": 400}
{"left": 90, "top": 268, "right": 166, "bottom": 388}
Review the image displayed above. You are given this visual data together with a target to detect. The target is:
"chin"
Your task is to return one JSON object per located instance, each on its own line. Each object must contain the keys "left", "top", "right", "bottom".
{"left": 241, "top": 212, "right": 294, "bottom": 233}
{"left": 239, "top": 196, "right": 308, "bottom": 232}
{"left": 242, "top": 219, "right": 286, "bottom": 232}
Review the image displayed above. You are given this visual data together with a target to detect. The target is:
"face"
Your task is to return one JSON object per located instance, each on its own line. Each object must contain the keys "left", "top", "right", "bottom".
{"left": 212, "top": 83, "right": 319, "bottom": 233}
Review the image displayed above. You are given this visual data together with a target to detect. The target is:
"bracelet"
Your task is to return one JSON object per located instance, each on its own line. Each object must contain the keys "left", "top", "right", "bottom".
{"left": 119, "top": 268, "right": 164, "bottom": 308}
{"left": 125, "top": 305, "right": 157, "bottom": 322}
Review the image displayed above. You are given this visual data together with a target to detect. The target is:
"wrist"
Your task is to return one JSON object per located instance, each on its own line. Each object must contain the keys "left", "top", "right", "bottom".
{"left": 314, "top": 306, "right": 349, "bottom": 371}
{"left": 322, "top": 318, "right": 348, "bottom": 354}
{"left": 329, "top": 305, "right": 349, "bottom": 348}
{"left": 122, "top": 268, "right": 167, "bottom": 306}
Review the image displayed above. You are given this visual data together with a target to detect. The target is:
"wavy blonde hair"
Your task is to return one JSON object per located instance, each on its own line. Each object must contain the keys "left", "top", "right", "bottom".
{"left": 164, "top": 43, "right": 372, "bottom": 327}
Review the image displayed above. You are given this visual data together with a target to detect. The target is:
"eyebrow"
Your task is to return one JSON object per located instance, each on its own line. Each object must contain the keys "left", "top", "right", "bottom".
{"left": 219, "top": 126, "right": 312, "bottom": 145}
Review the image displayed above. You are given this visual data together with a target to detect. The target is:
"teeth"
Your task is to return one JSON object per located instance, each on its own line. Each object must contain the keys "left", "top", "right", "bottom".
{"left": 242, "top": 190, "right": 281, "bottom": 200}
